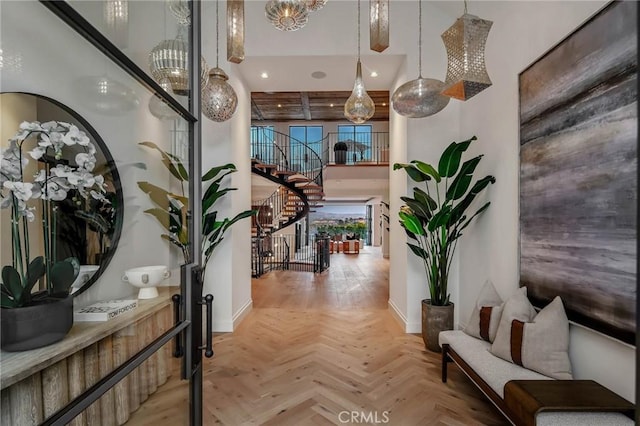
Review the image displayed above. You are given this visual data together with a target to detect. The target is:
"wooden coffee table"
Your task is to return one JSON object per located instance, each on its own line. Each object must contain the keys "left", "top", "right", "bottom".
{"left": 504, "top": 380, "right": 635, "bottom": 426}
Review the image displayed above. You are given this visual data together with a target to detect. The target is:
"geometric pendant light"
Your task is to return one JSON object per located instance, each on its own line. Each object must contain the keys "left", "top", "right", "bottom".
{"left": 441, "top": 1, "right": 493, "bottom": 100}
{"left": 227, "top": 0, "right": 245, "bottom": 64}
{"left": 202, "top": 0, "right": 238, "bottom": 122}
{"left": 391, "top": 0, "right": 449, "bottom": 118}
{"left": 369, "top": 0, "right": 389, "bottom": 52}
{"left": 344, "top": 0, "right": 375, "bottom": 124}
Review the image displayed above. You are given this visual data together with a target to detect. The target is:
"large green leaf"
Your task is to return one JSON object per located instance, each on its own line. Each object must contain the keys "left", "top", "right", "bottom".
{"left": 448, "top": 175, "right": 496, "bottom": 226}
{"left": 410, "top": 160, "right": 441, "bottom": 183}
{"left": 427, "top": 205, "right": 452, "bottom": 232}
{"left": 399, "top": 211, "right": 424, "bottom": 236}
{"left": 139, "top": 141, "right": 189, "bottom": 181}
{"left": 202, "top": 163, "right": 237, "bottom": 181}
{"left": 2, "top": 266, "right": 22, "bottom": 302}
{"left": 202, "top": 211, "right": 218, "bottom": 236}
{"left": 1, "top": 293, "right": 16, "bottom": 308}
{"left": 437, "top": 136, "right": 476, "bottom": 177}
{"left": 413, "top": 187, "right": 437, "bottom": 212}
{"left": 457, "top": 202, "right": 491, "bottom": 234}
{"left": 446, "top": 155, "right": 482, "bottom": 201}
{"left": 203, "top": 187, "right": 236, "bottom": 214}
{"left": 24, "top": 256, "right": 45, "bottom": 296}
{"left": 138, "top": 182, "right": 187, "bottom": 210}
{"left": 393, "top": 163, "right": 429, "bottom": 182}
{"left": 400, "top": 197, "right": 432, "bottom": 223}
{"left": 407, "top": 243, "right": 428, "bottom": 260}
{"left": 50, "top": 260, "right": 77, "bottom": 294}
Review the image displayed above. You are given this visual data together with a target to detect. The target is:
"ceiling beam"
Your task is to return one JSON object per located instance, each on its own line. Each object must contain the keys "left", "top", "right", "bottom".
{"left": 300, "top": 92, "right": 311, "bottom": 121}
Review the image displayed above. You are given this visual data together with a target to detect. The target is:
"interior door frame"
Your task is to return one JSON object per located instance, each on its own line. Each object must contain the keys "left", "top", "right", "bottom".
{"left": 37, "top": 1, "right": 203, "bottom": 425}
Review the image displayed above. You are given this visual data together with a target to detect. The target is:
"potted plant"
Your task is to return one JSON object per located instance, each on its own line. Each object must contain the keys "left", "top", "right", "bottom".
{"left": 394, "top": 136, "right": 495, "bottom": 352}
{"left": 137, "top": 142, "right": 256, "bottom": 281}
{"left": 333, "top": 141, "right": 348, "bottom": 164}
{"left": 0, "top": 121, "right": 109, "bottom": 351}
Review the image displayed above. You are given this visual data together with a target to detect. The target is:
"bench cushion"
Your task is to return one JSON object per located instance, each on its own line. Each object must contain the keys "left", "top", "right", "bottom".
{"left": 440, "top": 330, "right": 551, "bottom": 397}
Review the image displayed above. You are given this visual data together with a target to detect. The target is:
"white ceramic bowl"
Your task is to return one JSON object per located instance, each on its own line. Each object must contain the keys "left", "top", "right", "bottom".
{"left": 122, "top": 265, "right": 170, "bottom": 299}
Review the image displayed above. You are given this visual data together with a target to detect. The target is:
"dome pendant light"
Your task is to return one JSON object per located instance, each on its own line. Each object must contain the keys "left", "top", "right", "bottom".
{"left": 202, "top": 0, "right": 238, "bottom": 122}
{"left": 265, "top": 0, "right": 309, "bottom": 32}
{"left": 392, "top": 0, "right": 449, "bottom": 118}
{"left": 344, "top": 0, "right": 375, "bottom": 124}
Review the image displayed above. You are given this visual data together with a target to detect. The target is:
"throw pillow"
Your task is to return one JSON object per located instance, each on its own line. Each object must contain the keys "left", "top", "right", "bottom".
{"left": 463, "top": 280, "right": 504, "bottom": 343}
{"left": 491, "top": 292, "right": 572, "bottom": 380}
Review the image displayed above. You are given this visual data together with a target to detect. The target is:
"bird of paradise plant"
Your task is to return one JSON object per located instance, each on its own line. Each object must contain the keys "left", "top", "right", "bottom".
{"left": 137, "top": 142, "right": 256, "bottom": 280}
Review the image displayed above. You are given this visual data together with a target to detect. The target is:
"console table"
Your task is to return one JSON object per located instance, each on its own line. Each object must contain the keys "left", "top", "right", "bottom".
{"left": 0, "top": 288, "right": 176, "bottom": 426}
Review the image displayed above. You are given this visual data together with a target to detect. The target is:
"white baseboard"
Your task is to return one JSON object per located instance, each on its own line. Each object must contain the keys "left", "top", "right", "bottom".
{"left": 388, "top": 299, "right": 408, "bottom": 331}
{"left": 213, "top": 320, "right": 233, "bottom": 333}
{"left": 232, "top": 299, "right": 253, "bottom": 329}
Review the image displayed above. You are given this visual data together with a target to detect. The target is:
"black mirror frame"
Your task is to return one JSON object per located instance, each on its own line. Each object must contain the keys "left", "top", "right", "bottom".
{"left": 1, "top": 91, "right": 124, "bottom": 298}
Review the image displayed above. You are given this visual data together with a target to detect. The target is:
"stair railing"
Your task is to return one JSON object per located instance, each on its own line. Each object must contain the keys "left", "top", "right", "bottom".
{"left": 323, "top": 132, "right": 390, "bottom": 165}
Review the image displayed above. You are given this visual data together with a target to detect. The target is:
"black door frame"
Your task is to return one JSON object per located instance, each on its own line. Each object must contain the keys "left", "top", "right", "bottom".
{"left": 37, "top": 1, "right": 204, "bottom": 425}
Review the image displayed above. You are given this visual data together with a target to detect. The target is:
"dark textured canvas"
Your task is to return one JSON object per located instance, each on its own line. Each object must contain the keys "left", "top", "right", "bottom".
{"left": 519, "top": 1, "right": 637, "bottom": 344}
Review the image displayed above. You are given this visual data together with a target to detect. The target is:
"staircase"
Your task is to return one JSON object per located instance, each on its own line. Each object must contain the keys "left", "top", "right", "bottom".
{"left": 251, "top": 128, "right": 328, "bottom": 276}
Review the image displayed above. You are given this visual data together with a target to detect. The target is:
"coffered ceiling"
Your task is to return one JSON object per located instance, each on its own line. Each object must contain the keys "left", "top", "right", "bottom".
{"left": 251, "top": 91, "right": 390, "bottom": 122}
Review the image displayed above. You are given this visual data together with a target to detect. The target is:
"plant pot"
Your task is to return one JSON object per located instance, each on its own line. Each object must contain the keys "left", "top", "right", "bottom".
{"left": 0, "top": 295, "right": 74, "bottom": 352}
{"left": 421, "top": 300, "right": 454, "bottom": 352}
{"left": 335, "top": 150, "right": 347, "bottom": 164}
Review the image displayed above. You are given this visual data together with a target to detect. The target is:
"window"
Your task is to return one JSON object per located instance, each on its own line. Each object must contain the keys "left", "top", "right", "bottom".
{"left": 289, "top": 126, "right": 323, "bottom": 171}
{"left": 251, "top": 125, "right": 275, "bottom": 162}
{"left": 337, "top": 125, "right": 372, "bottom": 161}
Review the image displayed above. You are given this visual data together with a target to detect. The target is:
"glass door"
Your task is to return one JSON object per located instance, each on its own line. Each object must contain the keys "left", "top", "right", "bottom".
{"left": 0, "top": 1, "right": 203, "bottom": 424}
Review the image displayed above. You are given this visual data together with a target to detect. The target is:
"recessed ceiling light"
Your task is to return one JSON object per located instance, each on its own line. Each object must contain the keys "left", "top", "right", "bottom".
{"left": 382, "top": 102, "right": 386, "bottom": 106}
{"left": 278, "top": 104, "right": 282, "bottom": 108}
{"left": 311, "top": 71, "right": 327, "bottom": 79}
{"left": 370, "top": 71, "right": 378, "bottom": 77}
{"left": 260, "top": 72, "right": 269, "bottom": 79}
{"left": 330, "top": 103, "right": 334, "bottom": 107}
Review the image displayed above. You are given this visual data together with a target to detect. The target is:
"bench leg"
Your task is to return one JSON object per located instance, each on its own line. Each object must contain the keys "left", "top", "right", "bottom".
{"left": 442, "top": 344, "right": 450, "bottom": 383}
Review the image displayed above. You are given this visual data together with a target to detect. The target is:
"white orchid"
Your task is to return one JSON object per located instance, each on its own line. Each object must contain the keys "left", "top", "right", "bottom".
{"left": 75, "top": 153, "right": 95, "bottom": 171}
{"left": 3, "top": 181, "right": 34, "bottom": 202}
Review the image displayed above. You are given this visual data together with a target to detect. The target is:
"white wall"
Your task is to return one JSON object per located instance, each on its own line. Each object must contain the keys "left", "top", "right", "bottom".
{"left": 455, "top": 1, "right": 635, "bottom": 402}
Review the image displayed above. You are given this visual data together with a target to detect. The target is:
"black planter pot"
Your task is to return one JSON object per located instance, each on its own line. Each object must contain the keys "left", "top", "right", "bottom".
{"left": 0, "top": 295, "right": 74, "bottom": 352}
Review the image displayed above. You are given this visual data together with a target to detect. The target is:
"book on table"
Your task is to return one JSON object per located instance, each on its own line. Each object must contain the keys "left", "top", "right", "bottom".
{"left": 74, "top": 299, "right": 139, "bottom": 322}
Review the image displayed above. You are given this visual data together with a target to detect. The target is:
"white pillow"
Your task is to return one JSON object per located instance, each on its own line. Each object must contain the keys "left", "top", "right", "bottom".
{"left": 491, "top": 291, "right": 572, "bottom": 380}
{"left": 463, "top": 280, "right": 504, "bottom": 343}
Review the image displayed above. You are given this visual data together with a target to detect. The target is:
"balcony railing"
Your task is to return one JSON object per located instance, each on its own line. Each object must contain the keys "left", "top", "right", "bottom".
{"left": 251, "top": 234, "right": 330, "bottom": 277}
{"left": 322, "top": 132, "right": 389, "bottom": 166}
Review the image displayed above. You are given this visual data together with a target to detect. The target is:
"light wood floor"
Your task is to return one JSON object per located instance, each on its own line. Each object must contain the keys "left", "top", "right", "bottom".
{"left": 128, "top": 247, "right": 506, "bottom": 425}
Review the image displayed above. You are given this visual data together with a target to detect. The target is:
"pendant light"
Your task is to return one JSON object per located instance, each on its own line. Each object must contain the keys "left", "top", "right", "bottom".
{"left": 306, "top": 0, "right": 327, "bottom": 12}
{"left": 391, "top": 0, "right": 449, "bottom": 118}
{"left": 265, "top": 0, "right": 309, "bottom": 32}
{"left": 227, "top": 0, "right": 245, "bottom": 64}
{"left": 369, "top": 0, "right": 389, "bottom": 53}
{"left": 344, "top": 0, "right": 375, "bottom": 124}
{"left": 202, "top": 0, "right": 238, "bottom": 122}
{"left": 441, "top": 0, "right": 493, "bottom": 100}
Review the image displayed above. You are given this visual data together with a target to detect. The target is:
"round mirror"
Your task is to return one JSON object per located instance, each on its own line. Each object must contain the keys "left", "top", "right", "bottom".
{"left": 0, "top": 92, "right": 123, "bottom": 297}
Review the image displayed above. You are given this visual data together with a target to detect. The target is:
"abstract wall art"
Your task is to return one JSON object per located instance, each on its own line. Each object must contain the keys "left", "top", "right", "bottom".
{"left": 519, "top": 1, "right": 637, "bottom": 345}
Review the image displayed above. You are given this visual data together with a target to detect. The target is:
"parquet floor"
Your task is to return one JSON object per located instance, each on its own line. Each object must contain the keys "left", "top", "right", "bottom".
{"left": 127, "top": 247, "right": 506, "bottom": 425}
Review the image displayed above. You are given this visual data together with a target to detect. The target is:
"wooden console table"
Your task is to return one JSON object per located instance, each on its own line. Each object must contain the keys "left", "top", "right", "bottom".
{"left": 504, "top": 380, "right": 635, "bottom": 426}
{"left": 0, "top": 288, "right": 177, "bottom": 426}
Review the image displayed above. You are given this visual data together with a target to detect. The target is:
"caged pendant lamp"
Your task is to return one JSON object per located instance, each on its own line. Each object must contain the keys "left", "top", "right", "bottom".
{"left": 441, "top": 0, "right": 493, "bottom": 100}
{"left": 202, "top": 0, "right": 238, "bottom": 122}
{"left": 391, "top": 0, "right": 449, "bottom": 118}
{"left": 344, "top": 0, "right": 375, "bottom": 124}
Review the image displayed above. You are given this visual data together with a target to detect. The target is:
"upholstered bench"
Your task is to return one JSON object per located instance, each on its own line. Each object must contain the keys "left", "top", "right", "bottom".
{"left": 440, "top": 330, "right": 634, "bottom": 425}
